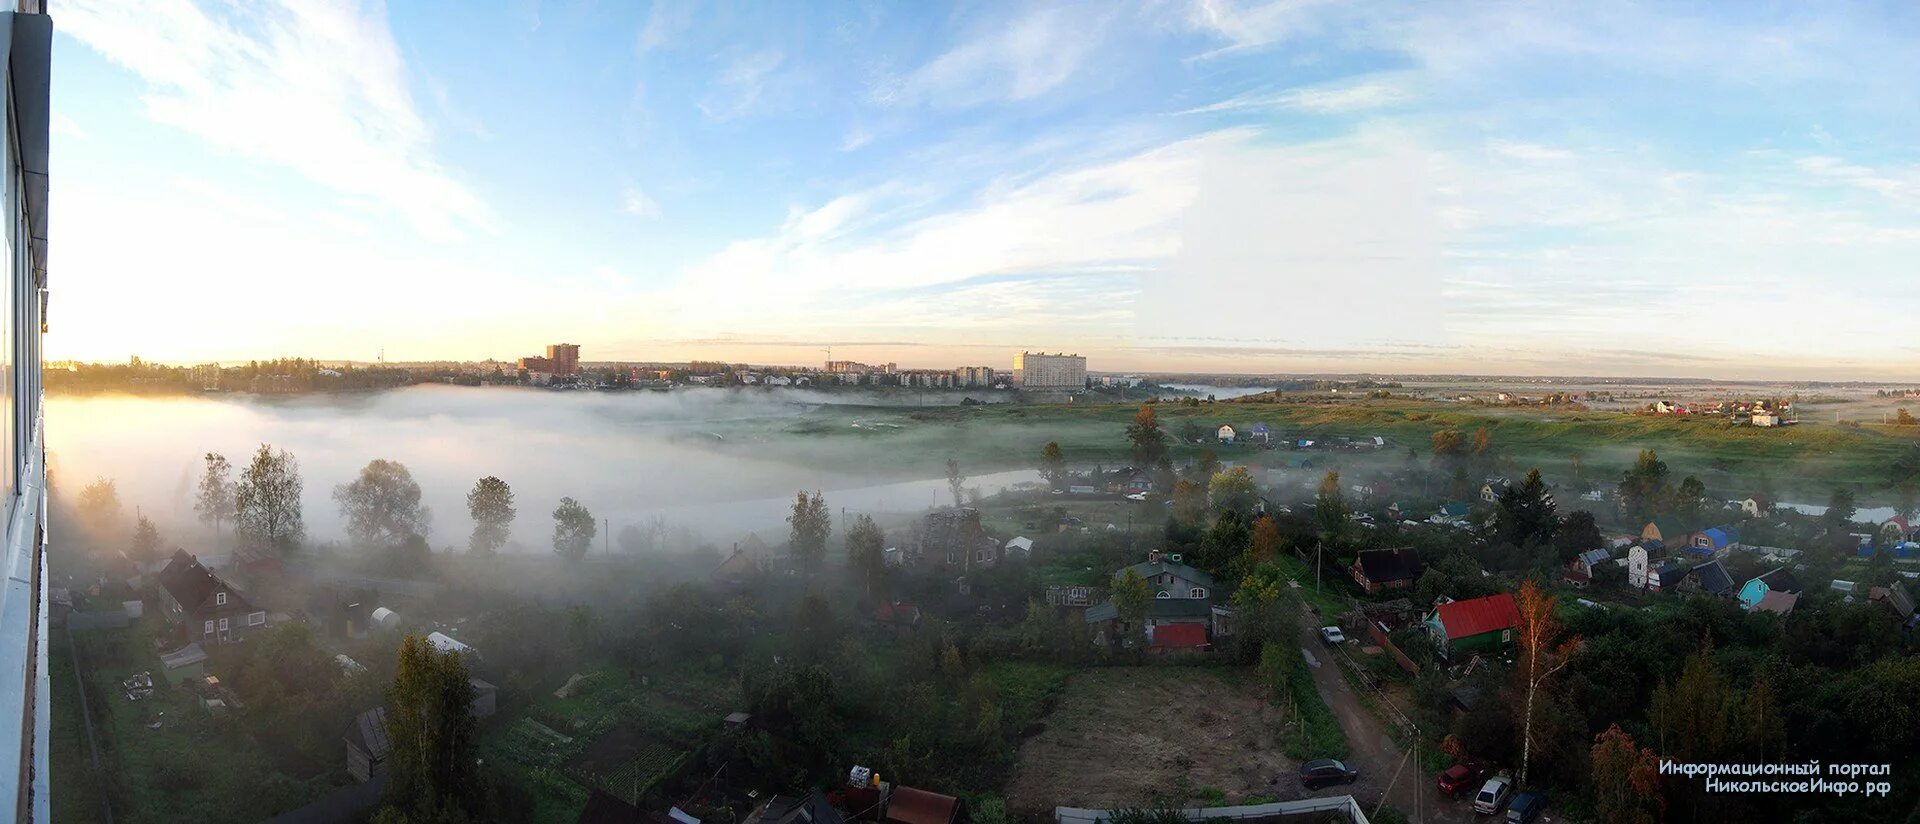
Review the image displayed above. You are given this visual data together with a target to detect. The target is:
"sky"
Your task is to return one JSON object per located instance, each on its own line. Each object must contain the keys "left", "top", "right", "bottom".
{"left": 40, "top": 0, "right": 1920, "bottom": 380}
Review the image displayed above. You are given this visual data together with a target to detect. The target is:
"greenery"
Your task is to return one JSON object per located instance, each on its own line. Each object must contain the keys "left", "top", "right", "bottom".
{"left": 466, "top": 475, "right": 516, "bottom": 555}
{"left": 235, "top": 443, "right": 304, "bottom": 551}
{"left": 551, "top": 497, "right": 596, "bottom": 561}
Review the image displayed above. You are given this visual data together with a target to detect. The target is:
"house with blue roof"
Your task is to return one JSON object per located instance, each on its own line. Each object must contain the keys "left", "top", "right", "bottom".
{"left": 1248, "top": 422, "right": 1271, "bottom": 444}
{"left": 1686, "top": 526, "right": 1740, "bottom": 556}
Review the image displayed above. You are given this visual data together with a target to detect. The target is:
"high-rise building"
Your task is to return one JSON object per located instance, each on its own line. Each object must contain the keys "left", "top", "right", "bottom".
{"left": 1012, "top": 352, "right": 1086, "bottom": 391}
{"left": 953, "top": 366, "right": 996, "bottom": 387}
{"left": 0, "top": 6, "right": 53, "bottom": 819}
{"left": 546, "top": 343, "right": 580, "bottom": 375}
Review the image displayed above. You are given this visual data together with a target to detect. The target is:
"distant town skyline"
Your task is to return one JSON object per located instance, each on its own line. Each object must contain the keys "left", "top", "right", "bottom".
{"left": 44, "top": 1, "right": 1920, "bottom": 381}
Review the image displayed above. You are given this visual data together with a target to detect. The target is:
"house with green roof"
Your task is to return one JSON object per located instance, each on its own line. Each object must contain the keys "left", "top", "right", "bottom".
{"left": 1084, "top": 550, "right": 1220, "bottom": 648}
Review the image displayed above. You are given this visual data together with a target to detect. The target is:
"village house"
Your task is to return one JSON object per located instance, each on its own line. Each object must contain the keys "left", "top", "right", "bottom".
{"left": 1083, "top": 551, "right": 1217, "bottom": 647}
{"left": 345, "top": 707, "right": 390, "bottom": 782}
{"left": 157, "top": 549, "right": 267, "bottom": 645}
{"left": 1625, "top": 541, "right": 1669, "bottom": 590}
{"left": 1348, "top": 547, "right": 1424, "bottom": 594}
{"left": 914, "top": 508, "right": 1002, "bottom": 570}
{"left": 1216, "top": 424, "right": 1236, "bottom": 444}
{"left": 1104, "top": 467, "right": 1153, "bottom": 494}
{"left": 1671, "top": 559, "right": 1736, "bottom": 598}
{"left": 1686, "top": 526, "right": 1741, "bottom": 557}
{"left": 1248, "top": 422, "right": 1271, "bottom": 444}
{"left": 1739, "top": 567, "right": 1804, "bottom": 612}
{"left": 1563, "top": 548, "right": 1612, "bottom": 588}
{"left": 1639, "top": 518, "right": 1690, "bottom": 545}
{"left": 1425, "top": 593, "right": 1521, "bottom": 661}
{"left": 1431, "top": 502, "right": 1472, "bottom": 525}
{"left": 1740, "top": 494, "right": 1772, "bottom": 518}
{"left": 1879, "top": 516, "right": 1915, "bottom": 546}
{"left": 1480, "top": 478, "right": 1511, "bottom": 504}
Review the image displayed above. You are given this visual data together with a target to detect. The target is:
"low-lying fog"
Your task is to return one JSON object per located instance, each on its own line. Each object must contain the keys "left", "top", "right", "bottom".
{"left": 49, "top": 386, "right": 1038, "bottom": 552}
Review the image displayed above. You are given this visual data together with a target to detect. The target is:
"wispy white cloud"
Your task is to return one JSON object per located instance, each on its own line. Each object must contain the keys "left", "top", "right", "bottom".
{"left": 880, "top": 7, "right": 1106, "bottom": 107}
{"left": 1183, "top": 0, "right": 1344, "bottom": 59}
{"left": 636, "top": 0, "right": 692, "bottom": 56}
{"left": 621, "top": 186, "right": 661, "bottom": 219}
{"left": 1795, "top": 155, "right": 1920, "bottom": 205}
{"left": 697, "top": 48, "right": 785, "bottom": 120}
{"left": 1181, "top": 76, "right": 1410, "bottom": 114}
{"left": 58, "top": 0, "right": 494, "bottom": 240}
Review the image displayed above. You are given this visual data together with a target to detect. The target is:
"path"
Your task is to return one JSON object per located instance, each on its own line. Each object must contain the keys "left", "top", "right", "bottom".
{"left": 1294, "top": 608, "right": 1471, "bottom": 824}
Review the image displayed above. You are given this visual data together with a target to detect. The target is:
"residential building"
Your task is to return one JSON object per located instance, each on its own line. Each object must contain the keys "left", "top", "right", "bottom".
{"left": 1740, "top": 494, "right": 1772, "bottom": 518}
{"left": 1626, "top": 541, "right": 1668, "bottom": 590}
{"left": 1739, "top": 568, "right": 1804, "bottom": 612}
{"left": 1564, "top": 548, "right": 1612, "bottom": 587}
{"left": 1349, "top": 547, "right": 1424, "bottom": 594}
{"left": 1216, "top": 424, "right": 1236, "bottom": 443}
{"left": 1689, "top": 526, "right": 1740, "bottom": 556}
{"left": 1082, "top": 551, "right": 1217, "bottom": 644}
{"left": 1426, "top": 593, "right": 1521, "bottom": 660}
{"left": 1480, "top": 478, "right": 1511, "bottom": 504}
{"left": 546, "top": 343, "right": 580, "bottom": 374}
{"left": 157, "top": 550, "right": 266, "bottom": 645}
{"left": 1011, "top": 351, "right": 1086, "bottom": 390}
{"left": 952, "top": 365, "right": 995, "bottom": 387}
{"left": 1118, "top": 550, "right": 1213, "bottom": 599}
{"left": 914, "top": 508, "right": 1001, "bottom": 570}
{"left": 1674, "top": 560, "right": 1736, "bottom": 598}
{"left": 1248, "top": 423, "right": 1271, "bottom": 443}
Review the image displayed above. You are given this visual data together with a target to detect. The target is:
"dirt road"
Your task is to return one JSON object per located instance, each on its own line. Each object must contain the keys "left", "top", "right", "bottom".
{"left": 1294, "top": 610, "right": 1474, "bottom": 824}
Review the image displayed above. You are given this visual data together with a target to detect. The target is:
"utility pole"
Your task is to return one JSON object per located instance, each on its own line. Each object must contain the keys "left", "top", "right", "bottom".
{"left": 1315, "top": 541, "right": 1323, "bottom": 595}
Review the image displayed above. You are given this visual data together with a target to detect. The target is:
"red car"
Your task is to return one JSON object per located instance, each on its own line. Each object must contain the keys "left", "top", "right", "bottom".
{"left": 1437, "top": 763, "right": 1489, "bottom": 797}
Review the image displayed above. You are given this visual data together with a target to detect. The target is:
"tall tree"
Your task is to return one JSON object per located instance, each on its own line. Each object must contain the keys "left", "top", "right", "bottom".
{"left": 194, "top": 453, "right": 235, "bottom": 536}
{"left": 1495, "top": 468, "right": 1558, "bottom": 548}
{"left": 1248, "top": 515, "right": 1283, "bottom": 564}
{"left": 787, "top": 490, "right": 830, "bottom": 571}
{"left": 1515, "top": 580, "right": 1581, "bottom": 785}
{"left": 1617, "top": 449, "right": 1671, "bottom": 522}
{"left": 1125, "top": 405, "right": 1168, "bottom": 467}
{"left": 1431, "top": 429, "right": 1465, "bottom": 460}
{"left": 129, "top": 514, "right": 162, "bottom": 569}
{"left": 1648, "top": 642, "right": 1734, "bottom": 761}
{"left": 77, "top": 477, "right": 125, "bottom": 533}
{"left": 383, "top": 635, "right": 479, "bottom": 820}
{"left": 1895, "top": 481, "right": 1919, "bottom": 521}
{"left": 1208, "top": 466, "right": 1258, "bottom": 516}
{"left": 1675, "top": 476, "right": 1707, "bottom": 524}
{"left": 1314, "top": 470, "right": 1349, "bottom": 549}
{"left": 1193, "top": 449, "right": 1221, "bottom": 481}
{"left": 1470, "top": 427, "right": 1493, "bottom": 456}
{"left": 1824, "top": 486, "right": 1857, "bottom": 534}
{"left": 551, "top": 497, "right": 596, "bottom": 561}
{"left": 846, "top": 514, "right": 886, "bottom": 597}
{"left": 235, "top": 444, "right": 304, "bottom": 551}
{"left": 945, "top": 458, "right": 967, "bottom": 507}
{"left": 1171, "top": 479, "right": 1207, "bottom": 524}
{"left": 1110, "top": 567, "right": 1151, "bottom": 647}
{"left": 1589, "top": 725, "right": 1664, "bottom": 824}
{"left": 1039, "top": 441, "right": 1066, "bottom": 489}
{"left": 334, "top": 459, "right": 431, "bottom": 548}
{"left": 1553, "top": 511, "right": 1604, "bottom": 558}
{"left": 465, "top": 476, "right": 516, "bottom": 555}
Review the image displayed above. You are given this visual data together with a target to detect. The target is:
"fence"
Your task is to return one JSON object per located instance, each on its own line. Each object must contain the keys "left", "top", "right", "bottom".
{"left": 1362, "top": 620, "right": 1419, "bottom": 676}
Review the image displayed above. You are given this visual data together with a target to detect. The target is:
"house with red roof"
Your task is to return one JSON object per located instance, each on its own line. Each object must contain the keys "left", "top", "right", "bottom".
{"left": 1425, "top": 592, "right": 1521, "bottom": 660}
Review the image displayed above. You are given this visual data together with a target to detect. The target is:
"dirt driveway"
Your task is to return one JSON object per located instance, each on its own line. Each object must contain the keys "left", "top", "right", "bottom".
{"left": 1296, "top": 608, "right": 1476, "bottom": 824}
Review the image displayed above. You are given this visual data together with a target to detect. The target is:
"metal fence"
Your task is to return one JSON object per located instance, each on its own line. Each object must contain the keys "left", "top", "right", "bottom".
{"left": 1056, "top": 796, "right": 1370, "bottom": 824}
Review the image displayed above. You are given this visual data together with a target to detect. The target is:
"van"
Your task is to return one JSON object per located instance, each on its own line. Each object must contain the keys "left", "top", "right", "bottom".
{"left": 1505, "top": 791, "right": 1545, "bottom": 824}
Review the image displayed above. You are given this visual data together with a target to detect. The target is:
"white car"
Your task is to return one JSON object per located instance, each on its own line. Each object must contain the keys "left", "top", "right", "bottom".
{"left": 1473, "top": 776, "right": 1514, "bottom": 815}
{"left": 1319, "top": 626, "right": 1345, "bottom": 645}
{"left": 1126, "top": 492, "right": 1148, "bottom": 501}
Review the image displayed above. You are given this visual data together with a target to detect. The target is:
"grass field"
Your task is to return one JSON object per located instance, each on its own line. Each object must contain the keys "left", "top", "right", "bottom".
{"left": 733, "top": 399, "right": 1920, "bottom": 507}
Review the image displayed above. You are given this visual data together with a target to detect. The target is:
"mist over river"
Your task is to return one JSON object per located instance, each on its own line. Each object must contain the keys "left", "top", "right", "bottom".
{"left": 48, "top": 386, "right": 1041, "bottom": 551}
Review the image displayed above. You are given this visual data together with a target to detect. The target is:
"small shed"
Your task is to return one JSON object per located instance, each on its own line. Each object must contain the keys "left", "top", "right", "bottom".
{"left": 426, "top": 631, "right": 476, "bottom": 658}
{"left": 345, "top": 707, "right": 391, "bottom": 783}
{"left": 1004, "top": 536, "right": 1034, "bottom": 557}
{"left": 369, "top": 607, "right": 401, "bottom": 631}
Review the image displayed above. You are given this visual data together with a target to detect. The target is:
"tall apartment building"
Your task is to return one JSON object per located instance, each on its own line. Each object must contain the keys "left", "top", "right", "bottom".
{"left": 0, "top": 5, "right": 53, "bottom": 820}
{"left": 953, "top": 366, "right": 996, "bottom": 388}
{"left": 1012, "top": 352, "right": 1086, "bottom": 391}
{"left": 546, "top": 343, "right": 580, "bottom": 375}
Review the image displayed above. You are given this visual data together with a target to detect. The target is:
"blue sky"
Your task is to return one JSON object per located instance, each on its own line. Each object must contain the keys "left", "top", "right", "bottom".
{"left": 43, "top": 0, "right": 1920, "bottom": 379}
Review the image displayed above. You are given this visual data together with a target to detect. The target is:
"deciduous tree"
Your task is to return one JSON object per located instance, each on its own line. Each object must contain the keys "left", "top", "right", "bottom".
{"left": 465, "top": 476, "right": 515, "bottom": 555}
{"left": 1125, "top": 405, "right": 1168, "bottom": 467}
{"left": 236, "top": 444, "right": 304, "bottom": 551}
{"left": 945, "top": 458, "right": 966, "bottom": 508}
{"left": 1515, "top": 580, "right": 1581, "bottom": 785}
{"left": 1111, "top": 567, "right": 1151, "bottom": 646}
{"left": 334, "top": 459, "right": 431, "bottom": 548}
{"left": 551, "top": 497, "right": 596, "bottom": 561}
{"left": 1589, "top": 725, "right": 1664, "bottom": 824}
{"left": 383, "top": 635, "right": 478, "bottom": 820}
{"left": 1208, "top": 465, "right": 1258, "bottom": 516}
{"left": 787, "top": 490, "right": 830, "bottom": 571}
{"left": 1039, "top": 441, "right": 1066, "bottom": 488}
{"left": 194, "top": 453, "right": 235, "bottom": 536}
{"left": 1314, "top": 470, "right": 1349, "bottom": 549}
{"left": 846, "top": 514, "right": 886, "bottom": 597}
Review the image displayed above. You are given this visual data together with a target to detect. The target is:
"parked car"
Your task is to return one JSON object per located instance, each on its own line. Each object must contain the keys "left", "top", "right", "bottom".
{"left": 1437, "top": 763, "right": 1489, "bottom": 797}
{"left": 1319, "top": 626, "right": 1346, "bottom": 645}
{"left": 1299, "top": 759, "right": 1359, "bottom": 789}
{"left": 1473, "top": 776, "right": 1514, "bottom": 815}
{"left": 1505, "top": 792, "right": 1545, "bottom": 823}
